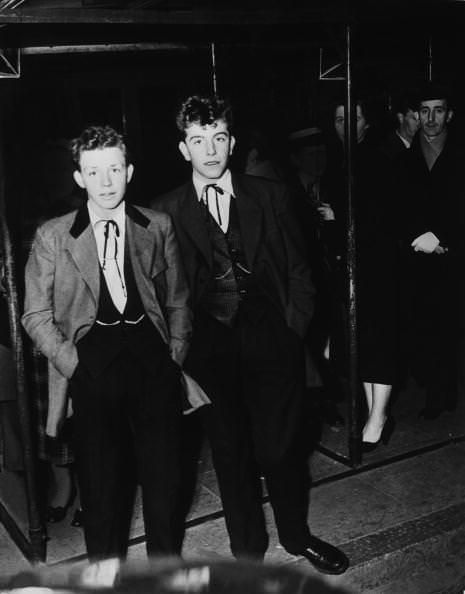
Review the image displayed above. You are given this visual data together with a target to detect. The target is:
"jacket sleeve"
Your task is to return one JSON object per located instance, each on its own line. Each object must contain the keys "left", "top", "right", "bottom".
{"left": 161, "top": 215, "right": 192, "bottom": 366}
{"left": 277, "top": 187, "right": 315, "bottom": 338}
{"left": 21, "top": 227, "right": 78, "bottom": 379}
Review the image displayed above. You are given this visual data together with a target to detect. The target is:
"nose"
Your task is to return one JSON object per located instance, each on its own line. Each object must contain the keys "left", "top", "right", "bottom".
{"left": 100, "top": 170, "right": 112, "bottom": 187}
{"left": 427, "top": 110, "right": 435, "bottom": 124}
{"left": 206, "top": 139, "right": 217, "bottom": 156}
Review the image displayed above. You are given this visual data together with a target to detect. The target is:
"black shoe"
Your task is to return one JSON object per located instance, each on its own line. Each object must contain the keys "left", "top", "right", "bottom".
{"left": 361, "top": 417, "right": 396, "bottom": 454}
{"left": 293, "top": 536, "right": 349, "bottom": 575}
{"left": 46, "top": 505, "right": 68, "bottom": 523}
{"left": 46, "top": 486, "right": 76, "bottom": 523}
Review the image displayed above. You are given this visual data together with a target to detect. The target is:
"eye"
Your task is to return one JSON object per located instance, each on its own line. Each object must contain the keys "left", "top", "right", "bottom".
{"left": 111, "top": 167, "right": 122, "bottom": 173}
{"left": 88, "top": 171, "right": 97, "bottom": 177}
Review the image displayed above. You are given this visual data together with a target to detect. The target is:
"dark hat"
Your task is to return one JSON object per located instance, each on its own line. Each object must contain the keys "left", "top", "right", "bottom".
{"left": 417, "top": 82, "right": 453, "bottom": 107}
{"left": 288, "top": 126, "right": 325, "bottom": 149}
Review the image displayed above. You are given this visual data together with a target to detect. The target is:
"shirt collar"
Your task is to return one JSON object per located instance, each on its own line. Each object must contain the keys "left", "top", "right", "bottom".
{"left": 396, "top": 130, "right": 411, "bottom": 149}
{"left": 193, "top": 169, "right": 234, "bottom": 201}
{"left": 87, "top": 200, "right": 126, "bottom": 229}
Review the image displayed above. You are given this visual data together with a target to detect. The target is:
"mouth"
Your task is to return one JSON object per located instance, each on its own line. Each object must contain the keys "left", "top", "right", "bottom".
{"left": 204, "top": 161, "right": 220, "bottom": 166}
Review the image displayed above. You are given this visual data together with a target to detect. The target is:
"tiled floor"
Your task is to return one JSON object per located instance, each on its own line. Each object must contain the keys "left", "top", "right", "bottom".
{"left": 0, "top": 384, "right": 464, "bottom": 591}
{"left": 0, "top": 523, "right": 30, "bottom": 578}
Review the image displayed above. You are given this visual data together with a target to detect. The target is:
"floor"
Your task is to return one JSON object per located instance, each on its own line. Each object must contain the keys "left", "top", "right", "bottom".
{"left": 1, "top": 379, "right": 464, "bottom": 592}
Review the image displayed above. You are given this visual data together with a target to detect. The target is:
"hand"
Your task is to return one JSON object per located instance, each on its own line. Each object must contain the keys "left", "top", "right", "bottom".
{"left": 317, "top": 202, "right": 335, "bottom": 221}
{"left": 411, "top": 231, "right": 440, "bottom": 254}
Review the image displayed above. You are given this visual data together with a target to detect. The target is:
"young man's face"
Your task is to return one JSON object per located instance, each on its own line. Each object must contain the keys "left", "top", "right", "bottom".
{"left": 418, "top": 99, "right": 452, "bottom": 138}
{"left": 397, "top": 109, "right": 420, "bottom": 140}
{"left": 179, "top": 119, "right": 235, "bottom": 182}
{"left": 73, "top": 146, "right": 134, "bottom": 217}
{"left": 334, "top": 104, "right": 369, "bottom": 144}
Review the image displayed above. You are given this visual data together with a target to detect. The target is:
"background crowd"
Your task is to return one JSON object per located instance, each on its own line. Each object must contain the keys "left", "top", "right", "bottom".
{"left": 242, "top": 82, "right": 465, "bottom": 446}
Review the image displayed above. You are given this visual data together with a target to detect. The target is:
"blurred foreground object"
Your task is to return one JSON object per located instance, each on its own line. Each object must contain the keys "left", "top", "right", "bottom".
{"left": 5, "top": 558, "right": 351, "bottom": 593}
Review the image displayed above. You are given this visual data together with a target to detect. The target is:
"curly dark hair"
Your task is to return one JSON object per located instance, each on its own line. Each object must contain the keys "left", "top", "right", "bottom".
{"left": 176, "top": 95, "right": 233, "bottom": 138}
{"left": 70, "top": 125, "right": 128, "bottom": 169}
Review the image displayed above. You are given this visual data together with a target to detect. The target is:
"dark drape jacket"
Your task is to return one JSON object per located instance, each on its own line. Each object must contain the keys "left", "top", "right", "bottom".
{"left": 152, "top": 173, "right": 315, "bottom": 341}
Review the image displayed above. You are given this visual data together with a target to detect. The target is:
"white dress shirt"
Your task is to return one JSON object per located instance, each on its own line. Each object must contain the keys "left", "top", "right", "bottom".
{"left": 396, "top": 130, "right": 411, "bottom": 149}
{"left": 193, "top": 169, "right": 234, "bottom": 233}
{"left": 88, "top": 201, "right": 127, "bottom": 313}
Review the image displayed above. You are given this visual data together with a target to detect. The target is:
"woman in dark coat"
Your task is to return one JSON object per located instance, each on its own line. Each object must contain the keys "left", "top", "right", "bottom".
{"left": 322, "top": 100, "right": 397, "bottom": 450}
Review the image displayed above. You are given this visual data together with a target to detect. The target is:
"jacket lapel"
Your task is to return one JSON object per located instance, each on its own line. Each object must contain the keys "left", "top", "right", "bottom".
{"left": 178, "top": 183, "right": 212, "bottom": 267}
{"left": 67, "top": 206, "right": 99, "bottom": 304}
{"left": 125, "top": 204, "right": 156, "bottom": 283}
{"left": 232, "top": 174, "right": 263, "bottom": 268}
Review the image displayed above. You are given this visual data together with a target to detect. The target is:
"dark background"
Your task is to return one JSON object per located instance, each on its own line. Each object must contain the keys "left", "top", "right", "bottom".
{"left": 0, "top": 12, "right": 464, "bottom": 245}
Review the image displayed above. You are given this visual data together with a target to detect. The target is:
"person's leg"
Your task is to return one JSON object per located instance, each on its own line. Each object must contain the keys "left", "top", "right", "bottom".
{"left": 128, "top": 351, "right": 183, "bottom": 556}
{"left": 199, "top": 393, "right": 268, "bottom": 559}
{"left": 49, "top": 464, "right": 73, "bottom": 508}
{"left": 362, "top": 382, "right": 374, "bottom": 417}
{"left": 241, "top": 312, "right": 310, "bottom": 554}
{"left": 70, "top": 358, "right": 135, "bottom": 560}
{"left": 185, "top": 317, "right": 268, "bottom": 559}
{"left": 241, "top": 309, "right": 348, "bottom": 574}
{"left": 362, "top": 383, "right": 392, "bottom": 443}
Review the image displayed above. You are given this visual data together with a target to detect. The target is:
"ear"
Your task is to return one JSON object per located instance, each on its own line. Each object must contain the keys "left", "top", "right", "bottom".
{"left": 126, "top": 163, "right": 134, "bottom": 183}
{"left": 178, "top": 141, "right": 192, "bottom": 162}
{"left": 229, "top": 135, "right": 236, "bottom": 156}
{"left": 73, "top": 170, "right": 85, "bottom": 189}
{"left": 397, "top": 113, "right": 404, "bottom": 125}
{"left": 447, "top": 110, "right": 454, "bottom": 123}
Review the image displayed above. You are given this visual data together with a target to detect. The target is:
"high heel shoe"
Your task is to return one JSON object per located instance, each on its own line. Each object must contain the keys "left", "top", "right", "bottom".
{"left": 361, "top": 417, "right": 396, "bottom": 454}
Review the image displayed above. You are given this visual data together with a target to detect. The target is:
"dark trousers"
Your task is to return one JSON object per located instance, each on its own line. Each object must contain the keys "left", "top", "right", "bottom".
{"left": 69, "top": 346, "right": 181, "bottom": 560}
{"left": 185, "top": 305, "right": 311, "bottom": 558}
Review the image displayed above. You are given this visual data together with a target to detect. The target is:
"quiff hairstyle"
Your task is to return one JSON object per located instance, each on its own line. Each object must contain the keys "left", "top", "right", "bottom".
{"left": 176, "top": 95, "right": 233, "bottom": 138}
{"left": 70, "top": 125, "right": 128, "bottom": 169}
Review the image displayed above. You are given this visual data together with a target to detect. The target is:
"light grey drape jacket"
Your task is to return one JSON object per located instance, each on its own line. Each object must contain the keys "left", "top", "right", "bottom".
{"left": 22, "top": 203, "right": 194, "bottom": 436}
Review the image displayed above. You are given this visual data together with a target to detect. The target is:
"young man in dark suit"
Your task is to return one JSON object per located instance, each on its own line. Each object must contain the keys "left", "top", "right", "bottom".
{"left": 22, "top": 125, "right": 192, "bottom": 560}
{"left": 152, "top": 95, "right": 348, "bottom": 575}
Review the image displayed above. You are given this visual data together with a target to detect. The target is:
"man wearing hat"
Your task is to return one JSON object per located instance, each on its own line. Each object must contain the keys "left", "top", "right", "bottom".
{"left": 399, "top": 83, "right": 465, "bottom": 419}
